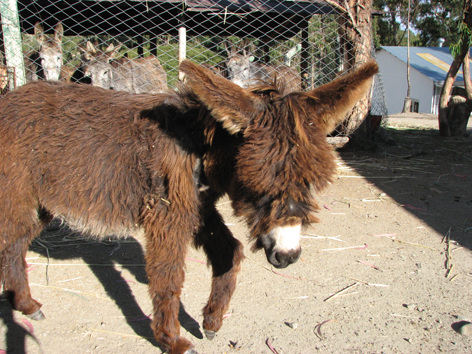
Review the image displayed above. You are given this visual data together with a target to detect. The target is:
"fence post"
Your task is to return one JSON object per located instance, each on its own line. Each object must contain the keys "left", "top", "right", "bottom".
{"left": 178, "top": 25, "right": 186, "bottom": 81}
{"left": 0, "top": 0, "right": 26, "bottom": 88}
{"left": 300, "top": 19, "right": 310, "bottom": 91}
{"left": 178, "top": 6, "right": 187, "bottom": 81}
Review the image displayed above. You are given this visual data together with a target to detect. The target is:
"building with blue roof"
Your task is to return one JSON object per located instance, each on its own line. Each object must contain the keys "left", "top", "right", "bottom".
{"left": 376, "top": 46, "right": 468, "bottom": 115}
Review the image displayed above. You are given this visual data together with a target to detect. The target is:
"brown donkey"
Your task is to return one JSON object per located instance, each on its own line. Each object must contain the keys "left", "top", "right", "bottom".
{"left": 0, "top": 60, "right": 377, "bottom": 353}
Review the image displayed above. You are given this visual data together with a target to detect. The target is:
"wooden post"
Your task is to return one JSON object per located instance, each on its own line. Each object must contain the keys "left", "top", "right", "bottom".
{"left": 150, "top": 37, "right": 157, "bottom": 56}
{"left": 0, "top": 0, "right": 26, "bottom": 87}
{"left": 300, "top": 19, "right": 310, "bottom": 91}
{"left": 178, "top": 25, "right": 186, "bottom": 81}
{"left": 259, "top": 37, "right": 270, "bottom": 64}
{"left": 137, "top": 35, "right": 144, "bottom": 58}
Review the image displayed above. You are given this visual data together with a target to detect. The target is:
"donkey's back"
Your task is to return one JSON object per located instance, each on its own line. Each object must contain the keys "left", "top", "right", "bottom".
{"left": 81, "top": 42, "right": 168, "bottom": 93}
{"left": 0, "top": 81, "right": 183, "bottom": 241}
{"left": 112, "top": 56, "right": 168, "bottom": 93}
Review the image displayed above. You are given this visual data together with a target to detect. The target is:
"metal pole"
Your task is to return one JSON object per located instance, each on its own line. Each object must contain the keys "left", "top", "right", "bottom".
{"left": 0, "top": 0, "right": 26, "bottom": 87}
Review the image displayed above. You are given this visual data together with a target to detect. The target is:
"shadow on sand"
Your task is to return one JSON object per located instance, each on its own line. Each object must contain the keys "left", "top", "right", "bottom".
{"left": 340, "top": 126, "right": 472, "bottom": 250}
{"left": 0, "top": 295, "right": 39, "bottom": 354}
{"left": 3, "top": 224, "right": 203, "bottom": 352}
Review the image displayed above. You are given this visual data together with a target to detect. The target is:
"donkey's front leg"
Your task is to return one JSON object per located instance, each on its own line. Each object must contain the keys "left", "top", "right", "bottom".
{"left": 194, "top": 207, "right": 244, "bottom": 340}
{"left": 145, "top": 237, "right": 194, "bottom": 354}
{"left": 2, "top": 235, "right": 44, "bottom": 320}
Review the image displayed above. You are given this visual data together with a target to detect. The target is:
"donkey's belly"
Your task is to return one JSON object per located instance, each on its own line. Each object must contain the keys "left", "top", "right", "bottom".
{"left": 53, "top": 212, "right": 145, "bottom": 241}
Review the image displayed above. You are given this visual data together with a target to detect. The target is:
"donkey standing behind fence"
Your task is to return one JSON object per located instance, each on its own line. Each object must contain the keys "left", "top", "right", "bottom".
{"left": 0, "top": 60, "right": 377, "bottom": 353}
{"left": 225, "top": 40, "right": 302, "bottom": 91}
{"left": 81, "top": 41, "right": 168, "bottom": 93}
{"left": 24, "top": 22, "right": 64, "bottom": 82}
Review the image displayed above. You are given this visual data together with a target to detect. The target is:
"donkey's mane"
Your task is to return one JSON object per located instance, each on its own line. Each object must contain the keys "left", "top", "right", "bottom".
{"left": 247, "top": 77, "right": 291, "bottom": 97}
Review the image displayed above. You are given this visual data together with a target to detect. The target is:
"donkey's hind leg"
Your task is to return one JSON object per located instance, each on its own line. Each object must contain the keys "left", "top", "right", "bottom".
{"left": 194, "top": 206, "right": 244, "bottom": 339}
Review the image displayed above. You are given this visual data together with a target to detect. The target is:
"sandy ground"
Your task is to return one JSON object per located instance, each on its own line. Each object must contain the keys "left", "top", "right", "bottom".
{"left": 1, "top": 114, "right": 472, "bottom": 354}
{"left": 387, "top": 112, "right": 472, "bottom": 132}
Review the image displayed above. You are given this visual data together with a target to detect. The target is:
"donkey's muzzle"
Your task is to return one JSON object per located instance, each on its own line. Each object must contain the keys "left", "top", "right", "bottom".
{"left": 267, "top": 248, "right": 301, "bottom": 269}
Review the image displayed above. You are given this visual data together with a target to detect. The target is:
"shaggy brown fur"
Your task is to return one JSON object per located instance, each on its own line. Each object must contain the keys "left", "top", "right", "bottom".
{"left": 0, "top": 60, "right": 377, "bottom": 354}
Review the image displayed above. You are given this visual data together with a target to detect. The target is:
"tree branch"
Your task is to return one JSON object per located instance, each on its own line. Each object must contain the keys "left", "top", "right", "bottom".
{"left": 463, "top": 53, "right": 472, "bottom": 101}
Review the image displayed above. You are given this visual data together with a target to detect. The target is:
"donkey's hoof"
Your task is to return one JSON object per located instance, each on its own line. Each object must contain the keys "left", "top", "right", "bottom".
{"left": 204, "top": 329, "right": 215, "bottom": 341}
{"left": 184, "top": 349, "right": 199, "bottom": 354}
{"left": 27, "top": 309, "right": 45, "bottom": 321}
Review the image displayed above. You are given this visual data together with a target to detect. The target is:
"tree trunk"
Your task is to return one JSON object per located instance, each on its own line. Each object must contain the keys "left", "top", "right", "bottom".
{"left": 438, "top": 0, "right": 472, "bottom": 136}
{"left": 438, "top": 49, "right": 469, "bottom": 136}
{"left": 463, "top": 51, "right": 472, "bottom": 100}
{"left": 445, "top": 95, "right": 472, "bottom": 136}
{"left": 402, "top": 0, "right": 412, "bottom": 113}
{"left": 337, "top": 0, "right": 375, "bottom": 143}
{"left": 402, "top": 98, "right": 412, "bottom": 113}
{"left": 444, "top": 54, "right": 472, "bottom": 137}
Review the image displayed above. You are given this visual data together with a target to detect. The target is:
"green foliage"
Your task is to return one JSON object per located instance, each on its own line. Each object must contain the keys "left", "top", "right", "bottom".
{"left": 373, "top": 0, "right": 464, "bottom": 47}
{"left": 415, "top": 0, "right": 463, "bottom": 47}
{"left": 449, "top": 17, "right": 472, "bottom": 59}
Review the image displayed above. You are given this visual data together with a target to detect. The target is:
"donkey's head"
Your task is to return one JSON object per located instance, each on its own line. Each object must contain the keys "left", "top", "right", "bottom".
{"left": 34, "top": 22, "right": 63, "bottom": 81}
{"left": 180, "top": 60, "right": 378, "bottom": 268}
{"left": 225, "top": 40, "right": 270, "bottom": 88}
{"left": 81, "top": 42, "right": 121, "bottom": 89}
{"left": 225, "top": 40, "right": 259, "bottom": 88}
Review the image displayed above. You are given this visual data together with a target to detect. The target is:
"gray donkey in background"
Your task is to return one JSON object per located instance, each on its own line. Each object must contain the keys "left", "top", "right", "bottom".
{"left": 81, "top": 41, "right": 167, "bottom": 93}
{"left": 24, "top": 22, "right": 64, "bottom": 81}
{"left": 225, "top": 40, "right": 301, "bottom": 92}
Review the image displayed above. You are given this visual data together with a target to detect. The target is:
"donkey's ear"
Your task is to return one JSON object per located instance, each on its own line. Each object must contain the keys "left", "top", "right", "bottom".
{"left": 105, "top": 43, "right": 115, "bottom": 53}
{"left": 179, "top": 60, "right": 263, "bottom": 134}
{"left": 34, "top": 22, "right": 46, "bottom": 45}
{"left": 85, "top": 41, "right": 96, "bottom": 55}
{"left": 305, "top": 60, "right": 378, "bottom": 133}
{"left": 54, "top": 23, "right": 63, "bottom": 44}
{"left": 223, "top": 39, "right": 235, "bottom": 57}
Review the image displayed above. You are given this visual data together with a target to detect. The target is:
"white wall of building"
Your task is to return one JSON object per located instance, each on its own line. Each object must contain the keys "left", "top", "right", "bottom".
{"left": 377, "top": 49, "right": 434, "bottom": 114}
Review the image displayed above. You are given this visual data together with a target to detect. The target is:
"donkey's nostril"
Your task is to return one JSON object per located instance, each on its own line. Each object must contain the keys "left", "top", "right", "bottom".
{"left": 275, "top": 252, "right": 285, "bottom": 265}
{"left": 289, "top": 249, "right": 301, "bottom": 264}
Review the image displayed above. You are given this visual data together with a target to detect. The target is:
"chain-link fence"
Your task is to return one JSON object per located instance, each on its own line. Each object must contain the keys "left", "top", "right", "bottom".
{"left": 1, "top": 0, "right": 387, "bottom": 136}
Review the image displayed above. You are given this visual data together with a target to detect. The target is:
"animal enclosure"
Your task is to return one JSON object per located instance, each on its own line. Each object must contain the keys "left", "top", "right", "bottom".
{"left": 0, "top": 0, "right": 387, "bottom": 136}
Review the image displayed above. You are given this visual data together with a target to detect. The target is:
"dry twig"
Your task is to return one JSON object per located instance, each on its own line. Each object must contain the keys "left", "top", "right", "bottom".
{"left": 314, "top": 319, "right": 336, "bottom": 340}
{"left": 266, "top": 338, "right": 280, "bottom": 354}
{"left": 444, "top": 228, "right": 454, "bottom": 278}
{"left": 321, "top": 244, "right": 367, "bottom": 252}
{"left": 324, "top": 282, "right": 359, "bottom": 302}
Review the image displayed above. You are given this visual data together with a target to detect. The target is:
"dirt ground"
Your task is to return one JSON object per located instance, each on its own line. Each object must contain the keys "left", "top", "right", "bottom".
{"left": 1, "top": 113, "right": 472, "bottom": 354}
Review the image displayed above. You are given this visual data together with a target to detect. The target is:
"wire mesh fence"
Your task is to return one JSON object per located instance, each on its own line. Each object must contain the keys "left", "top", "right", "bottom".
{"left": 1, "top": 0, "right": 387, "bottom": 136}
